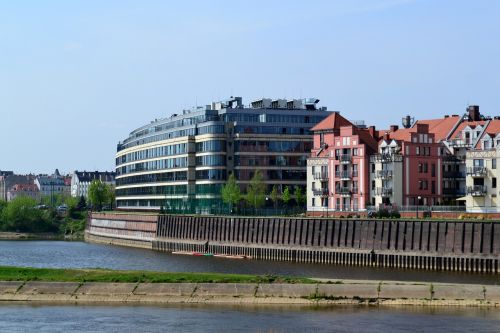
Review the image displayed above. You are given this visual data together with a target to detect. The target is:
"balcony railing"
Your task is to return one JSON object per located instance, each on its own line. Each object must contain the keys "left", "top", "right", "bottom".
{"left": 335, "top": 171, "right": 351, "bottom": 179}
{"left": 313, "top": 172, "right": 329, "bottom": 180}
{"left": 467, "top": 185, "right": 487, "bottom": 196}
{"left": 312, "top": 188, "right": 329, "bottom": 197}
{"left": 335, "top": 187, "right": 350, "bottom": 196}
{"left": 466, "top": 167, "right": 487, "bottom": 177}
{"left": 443, "top": 188, "right": 466, "bottom": 196}
{"left": 375, "top": 170, "right": 393, "bottom": 179}
{"left": 339, "top": 154, "right": 352, "bottom": 163}
{"left": 370, "top": 154, "right": 403, "bottom": 163}
{"left": 442, "top": 171, "right": 466, "bottom": 179}
{"left": 375, "top": 187, "right": 393, "bottom": 196}
{"left": 448, "top": 139, "right": 472, "bottom": 148}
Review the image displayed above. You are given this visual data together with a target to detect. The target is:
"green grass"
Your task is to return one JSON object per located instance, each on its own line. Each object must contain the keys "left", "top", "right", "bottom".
{"left": 0, "top": 266, "right": 313, "bottom": 284}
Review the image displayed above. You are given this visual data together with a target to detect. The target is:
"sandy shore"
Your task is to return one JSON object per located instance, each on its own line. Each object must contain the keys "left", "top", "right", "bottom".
{"left": 1, "top": 280, "right": 500, "bottom": 307}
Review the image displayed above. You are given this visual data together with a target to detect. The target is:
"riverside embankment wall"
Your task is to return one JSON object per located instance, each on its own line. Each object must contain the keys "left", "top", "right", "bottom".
{"left": 2, "top": 280, "right": 500, "bottom": 306}
{"left": 86, "top": 213, "right": 500, "bottom": 273}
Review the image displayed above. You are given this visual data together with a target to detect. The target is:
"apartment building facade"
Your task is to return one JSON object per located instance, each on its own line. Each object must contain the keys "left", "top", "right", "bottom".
{"left": 116, "top": 97, "right": 330, "bottom": 213}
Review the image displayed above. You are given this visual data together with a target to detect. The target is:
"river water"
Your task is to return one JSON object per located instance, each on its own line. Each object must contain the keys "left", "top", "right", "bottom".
{"left": 1, "top": 240, "right": 500, "bottom": 332}
{"left": 0, "top": 240, "right": 498, "bottom": 284}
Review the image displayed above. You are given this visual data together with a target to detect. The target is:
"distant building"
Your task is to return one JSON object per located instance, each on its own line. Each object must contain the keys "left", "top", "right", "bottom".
{"left": 35, "top": 169, "right": 68, "bottom": 198}
{"left": 1, "top": 174, "right": 36, "bottom": 201}
{"left": 71, "top": 171, "right": 116, "bottom": 198}
{"left": 7, "top": 183, "right": 40, "bottom": 201}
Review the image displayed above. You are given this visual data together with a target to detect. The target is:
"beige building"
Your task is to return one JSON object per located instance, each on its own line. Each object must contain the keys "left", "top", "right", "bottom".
{"left": 465, "top": 147, "right": 499, "bottom": 213}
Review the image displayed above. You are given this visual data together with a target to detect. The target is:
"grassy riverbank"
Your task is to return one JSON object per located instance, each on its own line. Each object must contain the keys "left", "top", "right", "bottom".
{"left": 0, "top": 266, "right": 313, "bottom": 284}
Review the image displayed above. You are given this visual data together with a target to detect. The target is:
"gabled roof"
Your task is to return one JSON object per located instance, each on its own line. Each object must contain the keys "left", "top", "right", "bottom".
{"left": 311, "top": 112, "right": 352, "bottom": 131}
{"left": 477, "top": 119, "right": 500, "bottom": 143}
{"left": 449, "top": 120, "right": 487, "bottom": 140}
{"left": 414, "top": 115, "right": 461, "bottom": 141}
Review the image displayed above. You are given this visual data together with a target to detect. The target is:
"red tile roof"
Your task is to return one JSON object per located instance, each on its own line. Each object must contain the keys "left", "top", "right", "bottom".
{"left": 414, "top": 116, "right": 461, "bottom": 141}
{"left": 311, "top": 112, "right": 352, "bottom": 131}
{"left": 448, "top": 120, "right": 487, "bottom": 140}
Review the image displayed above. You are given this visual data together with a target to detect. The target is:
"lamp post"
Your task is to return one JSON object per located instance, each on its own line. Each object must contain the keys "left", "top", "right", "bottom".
{"left": 416, "top": 195, "right": 422, "bottom": 219}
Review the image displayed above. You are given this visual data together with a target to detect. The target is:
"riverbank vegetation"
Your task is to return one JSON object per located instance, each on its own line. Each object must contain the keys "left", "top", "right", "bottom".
{"left": 0, "top": 266, "right": 313, "bottom": 284}
{"left": 0, "top": 196, "right": 87, "bottom": 239}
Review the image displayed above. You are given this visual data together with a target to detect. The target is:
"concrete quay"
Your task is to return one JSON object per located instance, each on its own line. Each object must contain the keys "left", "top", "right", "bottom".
{"left": 1, "top": 280, "right": 500, "bottom": 307}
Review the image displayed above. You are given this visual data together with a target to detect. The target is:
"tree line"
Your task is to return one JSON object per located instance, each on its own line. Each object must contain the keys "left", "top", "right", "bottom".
{"left": 221, "top": 170, "right": 305, "bottom": 213}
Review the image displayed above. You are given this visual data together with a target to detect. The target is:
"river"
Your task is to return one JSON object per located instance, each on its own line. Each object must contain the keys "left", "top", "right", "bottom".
{"left": 0, "top": 240, "right": 498, "bottom": 284}
{"left": 1, "top": 240, "right": 500, "bottom": 332}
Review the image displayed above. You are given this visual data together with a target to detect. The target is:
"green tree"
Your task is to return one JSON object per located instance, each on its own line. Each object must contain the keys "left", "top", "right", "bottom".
{"left": 0, "top": 196, "right": 55, "bottom": 232}
{"left": 76, "top": 195, "right": 87, "bottom": 211}
{"left": 270, "top": 185, "right": 281, "bottom": 209}
{"left": 294, "top": 186, "right": 305, "bottom": 207}
{"left": 107, "top": 185, "right": 116, "bottom": 210}
{"left": 245, "top": 170, "right": 266, "bottom": 209}
{"left": 88, "top": 180, "right": 109, "bottom": 211}
{"left": 221, "top": 173, "right": 241, "bottom": 213}
{"left": 282, "top": 186, "right": 291, "bottom": 206}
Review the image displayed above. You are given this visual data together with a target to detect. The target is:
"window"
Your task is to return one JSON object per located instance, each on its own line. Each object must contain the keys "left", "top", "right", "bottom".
{"left": 493, "top": 178, "right": 497, "bottom": 189}
{"left": 416, "top": 147, "right": 420, "bottom": 155}
{"left": 418, "top": 163, "right": 423, "bottom": 173}
{"left": 352, "top": 148, "right": 358, "bottom": 156}
{"left": 371, "top": 180, "right": 375, "bottom": 190}
{"left": 319, "top": 133, "right": 324, "bottom": 145}
{"left": 473, "top": 159, "right": 484, "bottom": 167}
{"left": 312, "top": 198, "right": 315, "bottom": 206}
{"left": 431, "top": 164, "right": 436, "bottom": 177}
{"left": 493, "top": 159, "right": 497, "bottom": 169}
{"left": 371, "top": 164, "right": 375, "bottom": 173}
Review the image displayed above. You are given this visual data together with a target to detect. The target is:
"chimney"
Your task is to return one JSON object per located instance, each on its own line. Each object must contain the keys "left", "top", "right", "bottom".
{"left": 467, "top": 105, "right": 480, "bottom": 121}
{"left": 390, "top": 125, "right": 399, "bottom": 132}
{"left": 368, "top": 126, "right": 376, "bottom": 138}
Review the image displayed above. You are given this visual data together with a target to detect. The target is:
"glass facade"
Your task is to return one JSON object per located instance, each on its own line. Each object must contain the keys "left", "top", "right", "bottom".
{"left": 115, "top": 97, "right": 330, "bottom": 211}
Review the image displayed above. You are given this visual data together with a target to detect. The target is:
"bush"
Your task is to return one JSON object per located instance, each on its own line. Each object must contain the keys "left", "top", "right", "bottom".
{"left": 390, "top": 210, "right": 401, "bottom": 219}
{"left": 376, "top": 209, "right": 390, "bottom": 218}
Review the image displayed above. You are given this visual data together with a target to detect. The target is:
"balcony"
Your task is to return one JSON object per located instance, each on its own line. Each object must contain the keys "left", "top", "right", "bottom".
{"left": 375, "top": 170, "right": 393, "bottom": 179}
{"left": 339, "top": 154, "right": 352, "bottom": 164}
{"left": 313, "top": 172, "right": 329, "bottom": 181}
{"left": 375, "top": 187, "right": 393, "bottom": 197}
{"left": 448, "top": 139, "right": 472, "bottom": 148}
{"left": 467, "top": 185, "right": 487, "bottom": 196}
{"left": 370, "top": 153, "right": 403, "bottom": 163}
{"left": 443, "top": 188, "right": 466, "bottom": 196}
{"left": 336, "top": 187, "right": 352, "bottom": 196}
{"left": 335, "top": 171, "right": 352, "bottom": 179}
{"left": 442, "top": 171, "right": 466, "bottom": 179}
{"left": 466, "top": 167, "right": 487, "bottom": 177}
{"left": 312, "top": 188, "right": 329, "bottom": 197}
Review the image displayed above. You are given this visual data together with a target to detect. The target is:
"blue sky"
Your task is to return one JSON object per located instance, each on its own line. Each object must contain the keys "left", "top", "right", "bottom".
{"left": 1, "top": 0, "right": 499, "bottom": 174}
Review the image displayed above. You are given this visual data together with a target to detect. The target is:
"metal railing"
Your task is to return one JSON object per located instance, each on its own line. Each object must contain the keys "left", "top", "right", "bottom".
{"left": 371, "top": 204, "right": 466, "bottom": 212}
{"left": 370, "top": 154, "right": 403, "bottom": 163}
{"left": 466, "top": 167, "right": 487, "bottom": 176}
{"left": 339, "top": 154, "right": 352, "bottom": 163}
{"left": 375, "top": 187, "right": 392, "bottom": 196}
{"left": 336, "top": 187, "right": 351, "bottom": 195}
{"left": 335, "top": 171, "right": 351, "bottom": 179}
{"left": 443, "top": 171, "right": 466, "bottom": 178}
{"left": 467, "top": 185, "right": 487, "bottom": 196}
{"left": 313, "top": 172, "right": 329, "bottom": 180}
{"left": 312, "top": 188, "right": 329, "bottom": 196}
{"left": 375, "top": 170, "right": 393, "bottom": 179}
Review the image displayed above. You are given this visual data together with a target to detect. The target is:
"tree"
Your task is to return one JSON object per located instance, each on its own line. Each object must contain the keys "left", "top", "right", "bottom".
{"left": 221, "top": 173, "right": 241, "bottom": 213}
{"left": 282, "top": 186, "right": 291, "bottom": 206}
{"left": 0, "top": 196, "right": 55, "bottom": 232}
{"left": 76, "top": 195, "right": 87, "bottom": 211}
{"left": 245, "top": 170, "right": 266, "bottom": 209}
{"left": 88, "top": 180, "right": 110, "bottom": 211}
{"left": 270, "top": 185, "right": 281, "bottom": 209}
{"left": 294, "top": 186, "right": 305, "bottom": 207}
{"left": 106, "top": 185, "right": 116, "bottom": 210}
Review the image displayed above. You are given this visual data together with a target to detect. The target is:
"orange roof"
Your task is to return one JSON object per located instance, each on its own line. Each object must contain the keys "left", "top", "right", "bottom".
{"left": 484, "top": 119, "right": 500, "bottom": 136}
{"left": 356, "top": 128, "right": 379, "bottom": 152}
{"left": 311, "top": 112, "right": 352, "bottom": 131}
{"left": 414, "top": 116, "right": 461, "bottom": 141}
{"left": 449, "top": 120, "right": 487, "bottom": 140}
{"left": 385, "top": 127, "right": 413, "bottom": 141}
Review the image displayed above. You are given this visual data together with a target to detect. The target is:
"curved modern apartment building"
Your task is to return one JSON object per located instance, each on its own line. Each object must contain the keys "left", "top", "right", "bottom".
{"left": 116, "top": 96, "right": 330, "bottom": 213}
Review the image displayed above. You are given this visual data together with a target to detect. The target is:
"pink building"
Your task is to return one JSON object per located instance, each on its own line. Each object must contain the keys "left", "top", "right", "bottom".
{"left": 307, "top": 112, "right": 378, "bottom": 212}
